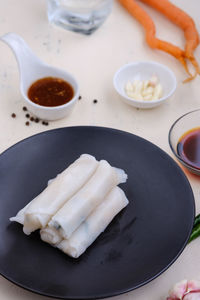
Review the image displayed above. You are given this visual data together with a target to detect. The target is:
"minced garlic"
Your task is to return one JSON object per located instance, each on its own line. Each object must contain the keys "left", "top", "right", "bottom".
{"left": 125, "top": 75, "right": 163, "bottom": 101}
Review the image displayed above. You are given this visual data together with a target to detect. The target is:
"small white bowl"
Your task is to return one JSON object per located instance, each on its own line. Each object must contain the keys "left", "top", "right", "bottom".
{"left": 113, "top": 61, "right": 177, "bottom": 109}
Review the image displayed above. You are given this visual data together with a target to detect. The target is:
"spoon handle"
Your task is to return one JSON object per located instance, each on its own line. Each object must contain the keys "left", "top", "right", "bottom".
{"left": 0, "top": 32, "right": 43, "bottom": 73}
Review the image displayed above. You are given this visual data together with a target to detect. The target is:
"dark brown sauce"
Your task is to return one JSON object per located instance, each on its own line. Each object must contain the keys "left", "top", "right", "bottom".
{"left": 28, "top": 77, "right": 74, "bottom": 107}
{"left": 177, "top": 127, "right": 200, "bottom": 169}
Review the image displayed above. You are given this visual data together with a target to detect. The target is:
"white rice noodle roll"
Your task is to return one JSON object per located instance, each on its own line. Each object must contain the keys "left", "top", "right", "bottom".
{"left": 10, "top": 154, "right": 98, "bottom": 235}
{"left": 40, "top": 226, "right": 62, "bottom": 245}
{"left": 57, "top": 187, "right": 129, "bottom": 258}
{"left": 48, "top": 160, "right": 127, "bottom": 239}
{"left": 10, "top": 201, "right": 32, "bottom": 225}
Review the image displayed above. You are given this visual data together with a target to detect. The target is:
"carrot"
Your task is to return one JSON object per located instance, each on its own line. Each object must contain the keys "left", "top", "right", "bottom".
{"left": 140, "top": 0, "right": 200, "bottom": 81}
{"left": 118, "top": 0, "right": 199, "bottom": 81}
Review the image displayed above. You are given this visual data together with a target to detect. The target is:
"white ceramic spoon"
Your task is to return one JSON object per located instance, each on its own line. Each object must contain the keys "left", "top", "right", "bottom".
{"left": 0, "top": 32, "right": 79, "bottom": 120}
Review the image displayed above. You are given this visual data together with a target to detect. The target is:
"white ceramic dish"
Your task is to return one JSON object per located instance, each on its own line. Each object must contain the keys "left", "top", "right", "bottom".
{"left": 0, "top": 33, "right": 79, "bottom": 121}
{"left": 113, "top": 61, "right": 177, "bottom": 109}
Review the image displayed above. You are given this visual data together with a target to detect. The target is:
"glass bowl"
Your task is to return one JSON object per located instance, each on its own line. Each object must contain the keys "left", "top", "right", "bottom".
{"left": 168, "top": 109, "right": 200, "bottom": 175}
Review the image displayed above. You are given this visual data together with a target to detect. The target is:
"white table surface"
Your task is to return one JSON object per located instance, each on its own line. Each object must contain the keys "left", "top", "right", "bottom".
{"left": 0, "top": 0, "right": 200, "bottom": 299}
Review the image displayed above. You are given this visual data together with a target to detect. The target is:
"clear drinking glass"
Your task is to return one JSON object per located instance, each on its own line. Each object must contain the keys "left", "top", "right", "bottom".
{"left": 47, "top": 0, "right": 113, "bottom": 35}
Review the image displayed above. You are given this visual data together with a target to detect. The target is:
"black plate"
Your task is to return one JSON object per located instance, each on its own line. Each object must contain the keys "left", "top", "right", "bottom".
{"left": 0, "top": 126, "right": 195, "bottom": 299}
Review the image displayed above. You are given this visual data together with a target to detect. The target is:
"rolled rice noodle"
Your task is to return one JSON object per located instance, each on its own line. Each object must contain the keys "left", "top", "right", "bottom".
{"left": 54, "top": 187, "right": 128, "bottom": 258}
{"left": 48, "top": 160, "right": 127, "bottom": 239}
{"left": 40, "top": 226, "right": 62, "bottom": 245}
{"left": 10, "top": 154, "right": 98, "bottom": 235}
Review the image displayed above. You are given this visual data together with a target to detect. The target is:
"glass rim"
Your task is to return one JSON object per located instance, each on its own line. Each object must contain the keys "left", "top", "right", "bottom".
{"left": 168, "top": 108, "right": 200, "bottom": 172}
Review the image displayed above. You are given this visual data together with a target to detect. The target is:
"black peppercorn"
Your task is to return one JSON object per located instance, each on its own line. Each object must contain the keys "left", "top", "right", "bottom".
{"left": 11, "top": 113, "right": 16, "bottom": 118}
{"left": 42, "top": 121, "right": 49, "bottom": 126}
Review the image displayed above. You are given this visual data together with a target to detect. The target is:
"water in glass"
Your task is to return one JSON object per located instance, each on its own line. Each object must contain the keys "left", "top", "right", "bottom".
{"left": 47, "top": 0, "right": 113, "bottom": 34}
